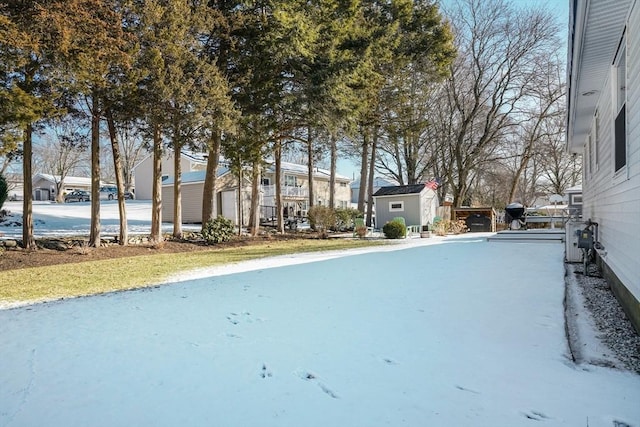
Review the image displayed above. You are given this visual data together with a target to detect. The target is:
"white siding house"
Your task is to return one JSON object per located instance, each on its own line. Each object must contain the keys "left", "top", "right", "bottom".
{"left": 133, "top": 150, "right": 207, "bottom": 200}
{"left": 567, "top": 0, "right": 640, "bottom": 331}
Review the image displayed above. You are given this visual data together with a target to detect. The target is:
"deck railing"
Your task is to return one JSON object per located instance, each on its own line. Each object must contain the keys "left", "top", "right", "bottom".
{"left": 261, "top": 184, "right": 308, "bottom": 198}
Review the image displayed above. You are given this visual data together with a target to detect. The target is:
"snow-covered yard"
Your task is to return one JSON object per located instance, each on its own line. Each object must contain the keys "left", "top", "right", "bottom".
{"left": 1, "top": 235, "right": 639, "bottom": 426}
{"left": 0, "top": 200, "right": 201, "bottom": 239}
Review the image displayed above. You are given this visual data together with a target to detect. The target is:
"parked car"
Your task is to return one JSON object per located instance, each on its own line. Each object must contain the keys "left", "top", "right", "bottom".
{"left": 64, "top": 190, "right": 90, "bottom": 203}
{"left": 124, "top": 191, "right": 135, "bottom": 200}
{"left": 99, "top": 186, "right": 117, "bottom": 200}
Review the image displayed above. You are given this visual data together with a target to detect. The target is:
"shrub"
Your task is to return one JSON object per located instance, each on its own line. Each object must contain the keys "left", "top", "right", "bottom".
{"left": 308, "top": 205, "right": 336, "bottom": 239}
{"left": 383, "top": 219, "right": 406, "bottom": 239}
{"left": 202, "top": 216, "right": 235, "bottom": 244}
{"left": 335, "top": 207, "right": 361, "bottom": 231}
{"left": 354, "top": 224, "right": 368, "bottom": 238}
{"left": 0, "top": 174, "right": 7, "bottom": 211}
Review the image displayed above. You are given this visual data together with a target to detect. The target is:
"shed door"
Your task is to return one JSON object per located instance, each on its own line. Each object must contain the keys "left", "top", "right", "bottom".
{"left": 221, "top": 190, "right": 237, "bottom": 225}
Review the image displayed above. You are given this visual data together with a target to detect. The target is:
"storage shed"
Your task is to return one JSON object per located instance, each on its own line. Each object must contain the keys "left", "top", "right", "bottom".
{"left": 372, "top": 184, "right": 438, "bottom": 229}
{"left": 452, "top": 207, "right": 497, "bottom": 232}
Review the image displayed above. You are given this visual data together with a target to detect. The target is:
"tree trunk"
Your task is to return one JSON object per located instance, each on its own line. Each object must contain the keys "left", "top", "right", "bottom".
{"left": 307, "top": 126, "right": 314, "bottom": 208}
{"left": 106, "top": 108, "right": 128, "bottom": 245}
{"left": 366, "top": 126, "right": 378, "bottom": 228}
{"left": 22, "top": 123, "right": 36, "bottom": 250}
{"left": 150, "top": 124, "right": 163, "bottom": 244}
{"left": 275, "top": 138, "right": 284, "bottom": 233}
{"left": 201, "top": 131, "right": 221, "bottom": 226}
{"left": 249, "top": 161, "right": 261, "bottom": 236}
{"left": 329, "top": 132, "right": 337, "bottom": 209}
{"left": 173, "top": 141, "right": 183, "bottom": 239}
{"left": 89, "top": 94, "right": 101, "bottom": 247}
{"left": 55, "top": 179, "right": 64, "bottom": 203}
{"left": 237, "top": 162, "right": 242, "bottom": 236}
{"left": 357, "top": 129, "right": 369, "bottom": 213}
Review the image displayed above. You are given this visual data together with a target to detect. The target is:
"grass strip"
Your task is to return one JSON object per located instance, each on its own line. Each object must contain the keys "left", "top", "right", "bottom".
{"left": 0, "top": 239, "right": 385, "bottom": 305}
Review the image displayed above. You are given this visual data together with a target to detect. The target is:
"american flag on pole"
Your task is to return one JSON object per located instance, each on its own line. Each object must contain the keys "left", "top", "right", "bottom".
{"left": 425, "top": 178, "right": 441, "bottom": 190}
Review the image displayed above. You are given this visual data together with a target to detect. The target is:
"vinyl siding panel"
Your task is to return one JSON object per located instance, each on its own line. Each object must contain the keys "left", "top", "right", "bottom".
{"left": 161, "top": 172, "right": 250, "bottom": 225}
{"left": 133, "top": 152, "right": 201, "bottom": 200}
{"left": 162, "top": 182, "right": 204, "bottom": 224}
{"left": 629, "top": 2, "right": 640, "bottom": 180}
{"left": 373, "top": 192, "right": 439, "bottom": 228}
{"left": 584, "top": 1, "right": 640, "bottom": 304}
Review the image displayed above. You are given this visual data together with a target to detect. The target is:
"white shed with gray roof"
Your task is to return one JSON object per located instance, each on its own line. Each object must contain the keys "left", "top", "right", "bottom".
{"left": 372, "top": 184, "right": 438, "bottom": 229}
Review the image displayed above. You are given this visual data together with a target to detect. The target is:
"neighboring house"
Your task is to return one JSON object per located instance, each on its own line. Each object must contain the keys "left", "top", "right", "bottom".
{"left": 567, "top": 0, "right": 640, "bottom": 331}
{"left": 261, "top": 162, "right": 351, "bottom": 219}
{"left": 159, "top": 155, "right": 352, "bottom": 225}
{"left": 32, "top": 173, "right": 93, "bottom": 201}
{"left": 372, "top": 184, "right": 439, "bottom": 230}
{"left": 161, "top": 168, "right": 238, "bottom": 224}
{"left": 133, "top": 150, "right": 207, "bottom": 200}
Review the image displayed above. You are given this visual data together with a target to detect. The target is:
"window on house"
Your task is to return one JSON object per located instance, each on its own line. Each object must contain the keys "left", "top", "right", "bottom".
{"left": 614, "top": 35, "right": 627, "bottom": 172}
{"left": 389, "top": 201, "right": 404, "bottom": 212}
{"left": 284, "top": 175, "right": 297, "bottom": 187}
{"left": 571, "top": 194, "right": 583, "bottom": 205}
{"left": 261, "top": 178, "right": 270, "bottom": 185}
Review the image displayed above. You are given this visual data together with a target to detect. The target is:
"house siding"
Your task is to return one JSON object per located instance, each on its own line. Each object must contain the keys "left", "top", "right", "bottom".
{"left": 162, "top": 182, "right": 204, "bottom": 224}
{"left": 375, "top": 195, "right": 421, "bottom": 227}
{"left": 134, "top": 152, "right": 204, "bottom": 200}
{"left": 581, "top": 0, "right": 640, "bottom": 328}
{"left": 161, "top": 172, "right": 249, "bottom": 225}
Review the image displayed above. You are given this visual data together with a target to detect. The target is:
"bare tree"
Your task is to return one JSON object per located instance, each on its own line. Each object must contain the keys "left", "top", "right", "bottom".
{"left": 539, "top": 114, "right": 582, "bottom": 195}
{"left": 117, "top": 124, "right": 145, "bottom": 192}
{"left": 436, "top": 0, "right": 560, "bottom": 207}
{"left": 34, "top": 119, "right": 89, "bottom": 202}
{"left": 506, "top": 51, "right": 566, "bottom": 203}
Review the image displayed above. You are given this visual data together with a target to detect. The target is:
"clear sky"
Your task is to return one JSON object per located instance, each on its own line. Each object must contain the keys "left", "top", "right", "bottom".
{"left": 337, "top": 0, "right": 571, "bottom": 182}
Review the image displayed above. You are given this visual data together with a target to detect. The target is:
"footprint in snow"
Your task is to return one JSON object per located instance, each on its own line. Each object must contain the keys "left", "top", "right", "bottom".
{"left": 521, "top": 410, "right": 550, "bottom": 421}
{"left": 296, "top": 370, "right": 339, "bottom": 399}
{"left": 227, "top": 312, "right": 262, "bottom": 325}
{"left": 260, "top": 363, "right": 273, "bottom": 378}
{"left": 224, "top": 332, "right": 242, "bottom": 339}
{"left": 455, "top": 385, "right": 480, "bottom": 394}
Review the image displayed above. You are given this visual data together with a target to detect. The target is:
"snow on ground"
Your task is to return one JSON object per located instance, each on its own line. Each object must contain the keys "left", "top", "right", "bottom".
{"left": 1, "top": 234, "right": 639, "bottom": 426}
{"left": 0, "top": 200, "right": 201, "bottom": 239}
